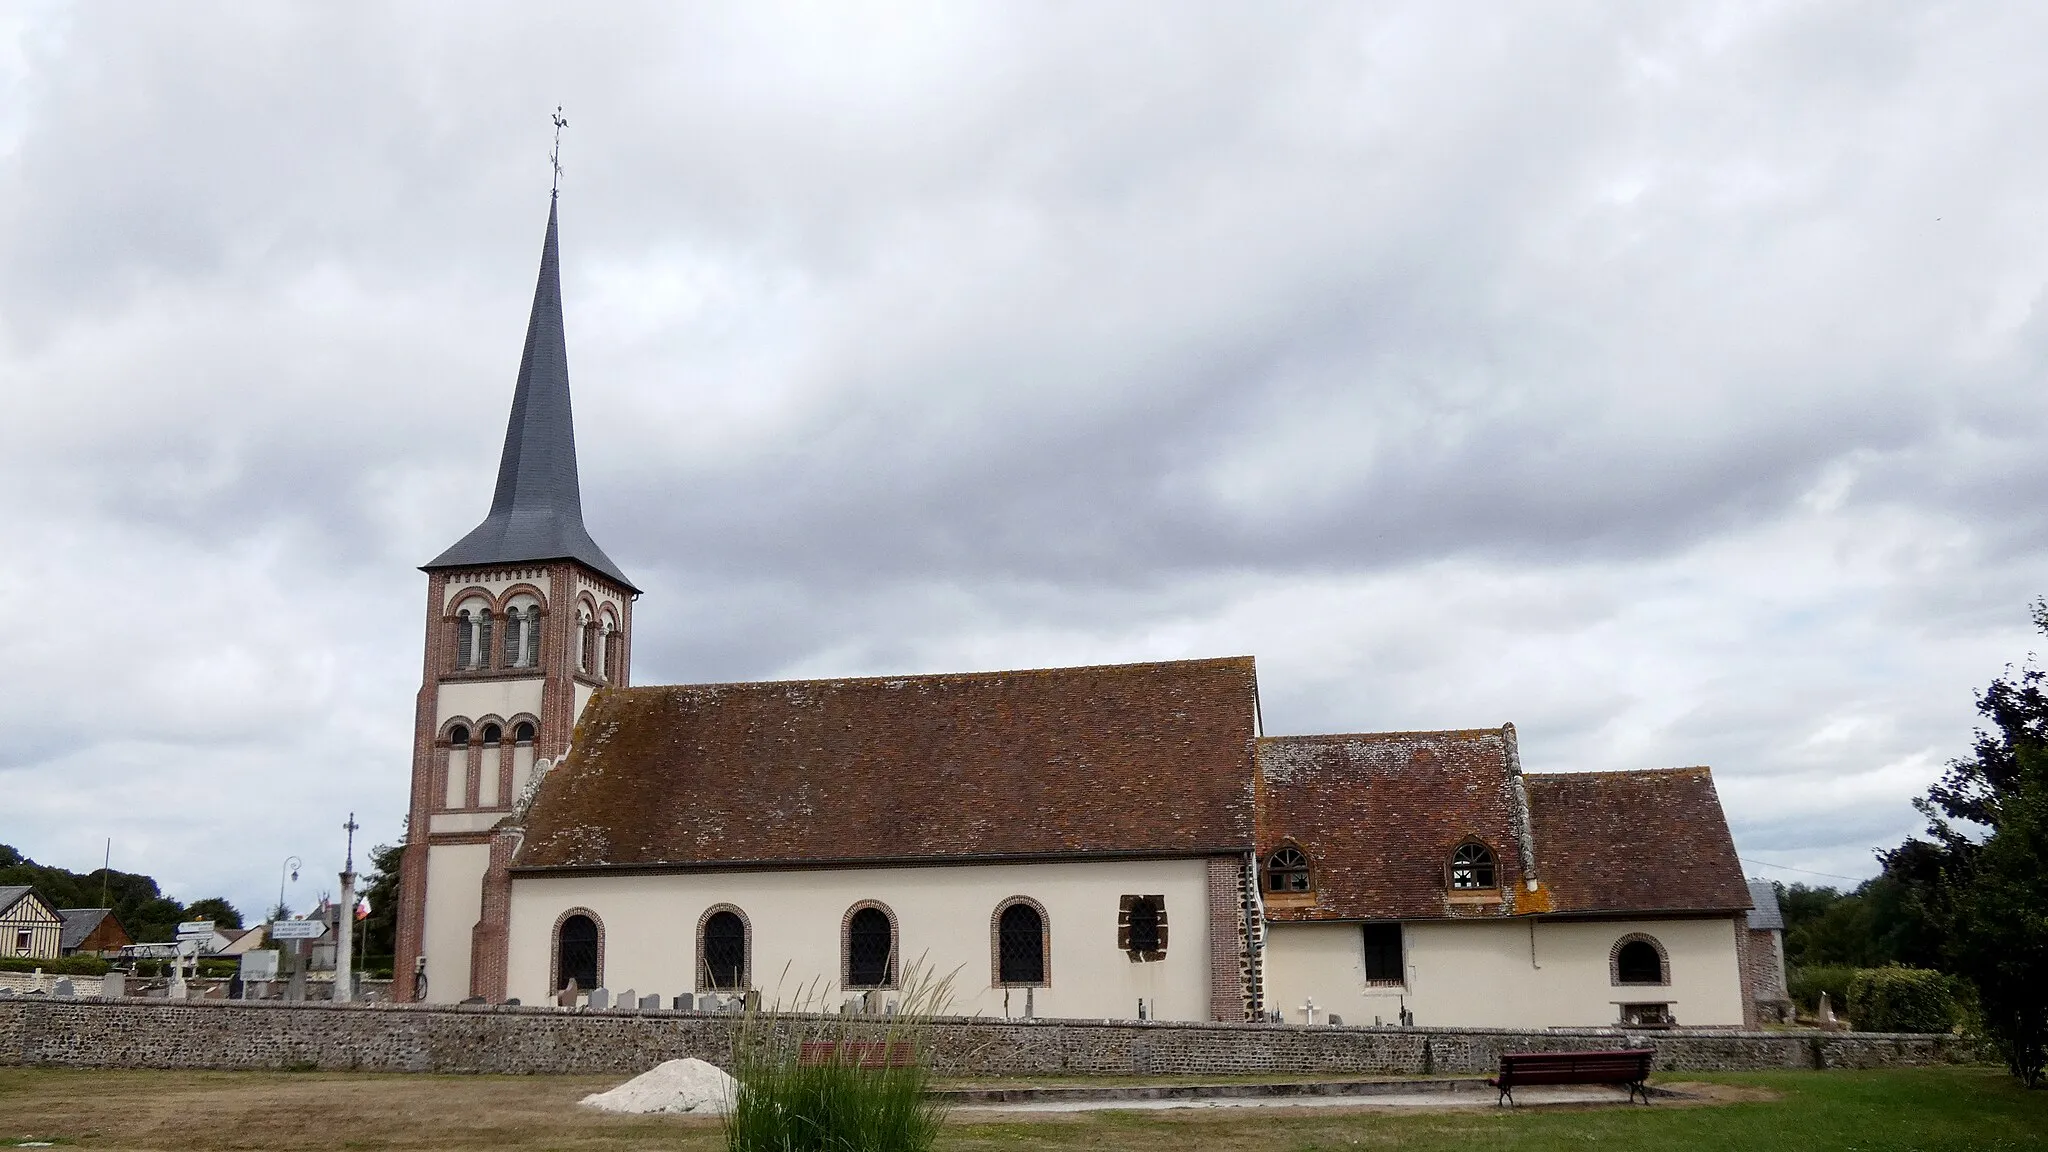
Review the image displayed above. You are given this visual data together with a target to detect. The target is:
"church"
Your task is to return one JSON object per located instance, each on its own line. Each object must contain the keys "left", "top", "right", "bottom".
{"left": 394, "top": 196, "right": 1763, "bottom": 1029}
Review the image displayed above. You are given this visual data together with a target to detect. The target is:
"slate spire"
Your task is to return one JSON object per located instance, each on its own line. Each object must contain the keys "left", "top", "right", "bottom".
{"left": 425, "top": 197, "right": 636, "bottom": 590}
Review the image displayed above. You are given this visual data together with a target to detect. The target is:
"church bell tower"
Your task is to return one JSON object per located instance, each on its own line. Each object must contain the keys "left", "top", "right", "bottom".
{"left": 394, "top": 194, "right": 637, "bottom": 1003}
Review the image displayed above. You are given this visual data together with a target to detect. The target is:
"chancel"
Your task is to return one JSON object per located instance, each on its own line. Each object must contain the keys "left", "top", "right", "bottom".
{"left": 395, "top": 190, "right": 1764, "bottom": 1029}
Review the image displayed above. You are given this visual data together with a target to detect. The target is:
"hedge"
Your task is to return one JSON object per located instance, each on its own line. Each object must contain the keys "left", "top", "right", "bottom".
{"left": 1847, "top": 965, "right": 1958, "bottom": 1034}
{"left": 0, "top": 955, "right": 110, "bottom": 975}
{"left": 1789, "top": 964, "right": 1859, "bottom": 1015}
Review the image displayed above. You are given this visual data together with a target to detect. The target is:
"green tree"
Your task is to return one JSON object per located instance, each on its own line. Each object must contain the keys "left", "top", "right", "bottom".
{"left": 183, "top": 897, "right": 243, "bottom": 930}
{"left": 359, "top": 842, "right": 403, "bottom": 965}
{"left": 1946, "top": 740, "right": 2048, "bottom": 1085}
{"left": 1890, "top": 599, "right": 2048, "bottom": 1086}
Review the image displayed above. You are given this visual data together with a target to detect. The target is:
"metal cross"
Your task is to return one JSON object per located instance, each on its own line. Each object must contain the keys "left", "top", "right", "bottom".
{"left": 343, "top": 811, "right": 360, "bottom": 873}
{"left": 550, "top": 106, "right": 568, "bottom": 195}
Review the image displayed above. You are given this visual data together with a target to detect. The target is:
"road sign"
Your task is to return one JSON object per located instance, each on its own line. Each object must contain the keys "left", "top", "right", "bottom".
{"left": 126, "top": 943, "right": 180, "bottom": 958}
{"left": 268, "top": 919, "right": 326, "bottom": 940}
{"left": 175, "top": 920, "right": 215, "bottom": 937}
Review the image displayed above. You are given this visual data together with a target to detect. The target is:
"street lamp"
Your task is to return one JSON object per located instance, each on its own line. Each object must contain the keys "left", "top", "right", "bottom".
{"left": 278, "top": 856, "right": 301, "bottom": 921}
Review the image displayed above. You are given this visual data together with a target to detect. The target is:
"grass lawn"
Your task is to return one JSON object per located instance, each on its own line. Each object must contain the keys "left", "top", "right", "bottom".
{"left": 0, "top": 1065, "right": 2040, "bottom": 1151}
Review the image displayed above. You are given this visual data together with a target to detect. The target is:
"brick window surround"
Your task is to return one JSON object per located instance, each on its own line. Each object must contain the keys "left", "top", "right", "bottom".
{"left": 1610, "top": 932, "right": 1671, "bottom": 986}
{"left": 840, "top": 900, "right": 899, "bottom": 991}
{"left": 696, "top": 904, "right": 752, "bottom": 993}
{"left": 989, "top": 896, "right": 1051, "bottom": 988}
{"left": 550, "top": 907, "right": 604, "bottom": 994}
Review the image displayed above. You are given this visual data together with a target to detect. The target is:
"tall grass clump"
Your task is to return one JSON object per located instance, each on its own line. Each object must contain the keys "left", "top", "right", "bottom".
{"left": 722, "top": 959, "right": 956, "bottom": 1152}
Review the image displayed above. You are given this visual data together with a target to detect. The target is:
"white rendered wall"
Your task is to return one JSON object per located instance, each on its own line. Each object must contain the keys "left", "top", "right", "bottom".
{"left": 506, "top": 859, "right": 1213, "bottom": 1020}
{"left": 1264, "top": 916, "right": 1744, "bottom": 1029}
{"left": 437, "top": 680, "right": 546, "bottom": 730}
{"left": 422, "top": 843, "right": 491, "bottom": 1004}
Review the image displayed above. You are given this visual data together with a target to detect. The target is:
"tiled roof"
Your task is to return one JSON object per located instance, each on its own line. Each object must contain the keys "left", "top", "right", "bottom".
{"left": 0, "top": 886, "right": 33, "bottom": 918}
{"left": 1523, "top": 769, "right": 1751, "bottom": 915}
{"left": 1745, "top": 879, "right": 1783, "bottom": 930}
{"left": 516, "top": 657, "right": 1260, "bottom": 870}
{"left": 1256, "top": 730, "right": 1526, "bottom": 921}
{"left": 57, "top": 908, "right": 111, "bottom": 951}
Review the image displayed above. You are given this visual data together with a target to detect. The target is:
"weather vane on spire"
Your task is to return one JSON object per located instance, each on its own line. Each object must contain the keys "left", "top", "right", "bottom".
{"left": 550, "top": 106, "right": 568, "bottom": 196}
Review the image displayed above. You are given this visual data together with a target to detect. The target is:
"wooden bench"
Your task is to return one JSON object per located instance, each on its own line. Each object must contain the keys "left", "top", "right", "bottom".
{"left": 1488, "top": 1048, "right": 1655, "bottom": 1106}
{"left": 796, "top": 1040, "right": 918, "bottom": 1069}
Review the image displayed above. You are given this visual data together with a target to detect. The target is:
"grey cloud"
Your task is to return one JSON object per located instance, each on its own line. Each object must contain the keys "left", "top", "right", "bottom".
{"left": 3, "top": 1, "right": 2044, "bottom": 913}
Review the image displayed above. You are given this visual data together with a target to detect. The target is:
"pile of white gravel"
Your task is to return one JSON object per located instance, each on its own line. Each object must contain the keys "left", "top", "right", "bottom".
{"left": 579, "top": 1058, "right": 738, "bottom": 1116}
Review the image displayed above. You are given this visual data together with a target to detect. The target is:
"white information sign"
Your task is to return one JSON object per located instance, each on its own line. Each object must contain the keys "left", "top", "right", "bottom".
{"left": 239, "top": 950, "right": 279, "bottom": 981}
{"left": 268, "top": 920, "right": 326, "bottom": 941}
{"left": 175, "top": 920, "right": 215, "bottom": 937}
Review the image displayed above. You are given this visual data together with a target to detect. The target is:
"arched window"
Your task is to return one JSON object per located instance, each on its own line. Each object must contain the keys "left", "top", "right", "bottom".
{"left": 601, "top": 613, "right": 621, "bottom": 681}
{"left": 700, "top": 908, "right": 749, "bottom": 992}
{"left": 844, "top": 904, "right": 896, "bottom": 988}
{"left": 455, "top": 610, "right": 475, "bottom": 669}
{"left": 1265, "top": 846, "right": 1312, "bottom": 893}
{"left": 523, "top": 608, "right": 541, "bottom": 666}
{"left": 1613, "top": 935, "right": 1668, "bottom": 985}
{"left": 501, "top": 606, "right": 525, "bottom": 667}
{"left": 579, "top": 613, "right": 596, "bottom": 673}
{"left": 1449, "top": 842, "right": 1497, "bottom": 890}
{"left": 514, "top": 721, "right": 535, "bottom": 744}
{"left": 476, "top": 611, "right": 493, "bottom": 670}
{"left": 995, "top": 900, "right": 1047, "bottom": 986}
{"left": 450, "top": 725, "right": 470, "bottom": 747}
{"left": 481, "top": 723, "right": 502, "bottom": 745}
{"left": 555, "top": 912, "right": 600, "bottom": 992}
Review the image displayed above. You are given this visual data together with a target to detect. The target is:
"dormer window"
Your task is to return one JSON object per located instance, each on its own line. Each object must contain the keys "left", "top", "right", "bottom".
{"left": 1449, "top": 842, "right": 1497, "bottom": 890}
{"left": 1264, "top": 847, "right": 1312, "bottom": 893}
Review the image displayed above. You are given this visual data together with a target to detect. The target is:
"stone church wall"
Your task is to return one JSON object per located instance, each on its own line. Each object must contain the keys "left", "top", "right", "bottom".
{"left": 0, "top": 998, "right": 1977, "bottom": 1076}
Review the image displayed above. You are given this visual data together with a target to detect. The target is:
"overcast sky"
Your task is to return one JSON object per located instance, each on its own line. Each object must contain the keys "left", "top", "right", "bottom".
{"left": 2, "top": 2, "right": 2043, "bottom": 922}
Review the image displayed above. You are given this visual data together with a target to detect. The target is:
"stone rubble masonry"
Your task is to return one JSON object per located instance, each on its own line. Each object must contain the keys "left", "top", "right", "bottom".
{"left": 0, "top": 999, "right": 1977, "bottom": 1077}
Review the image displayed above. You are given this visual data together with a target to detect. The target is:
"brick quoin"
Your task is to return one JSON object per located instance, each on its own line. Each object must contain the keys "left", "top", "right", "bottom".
{"left": 1733, "top": 912, "right": 1760, "bottom": 1031}
{"left": 1205, "top": 856, "right": 1248, "bottom": 1021}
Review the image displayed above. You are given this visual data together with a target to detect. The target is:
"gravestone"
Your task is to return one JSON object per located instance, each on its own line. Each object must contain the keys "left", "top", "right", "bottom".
{"left": 53, "top": 978, "right": 75, "bottom": 997}
{"left": 588, "top": 987, "right": 610, "bottom": 1010}
{"left": 0, "top": 987, "right": 14, "bottom": 998}
{"left": 100, "top": 971, "right": 124, "bottom": 998}
{"left": 1328, "top": 1014, "right": 1343, "bottom": 1026}
{"left": 619, "top": 988, "right": 636, "bottom": 1011}
{"left": 672, "top": 993, "right": 694, "bottom": 1011}
{"left": 639, "top": 993, "right": 661, "bottom": 1010}
{"left": 555, "top": 980, "right": 579, "bottom": 1008}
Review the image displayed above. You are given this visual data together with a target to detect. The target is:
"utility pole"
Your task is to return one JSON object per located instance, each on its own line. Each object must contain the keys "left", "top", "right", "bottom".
{"left": 334, "top": 813, "right": 360, "bottom": 1004}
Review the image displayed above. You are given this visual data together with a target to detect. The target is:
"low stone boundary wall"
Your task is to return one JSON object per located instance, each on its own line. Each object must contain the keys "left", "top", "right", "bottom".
{"left": 0, "top": 998, "right": 1975, "bottom": 1077}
